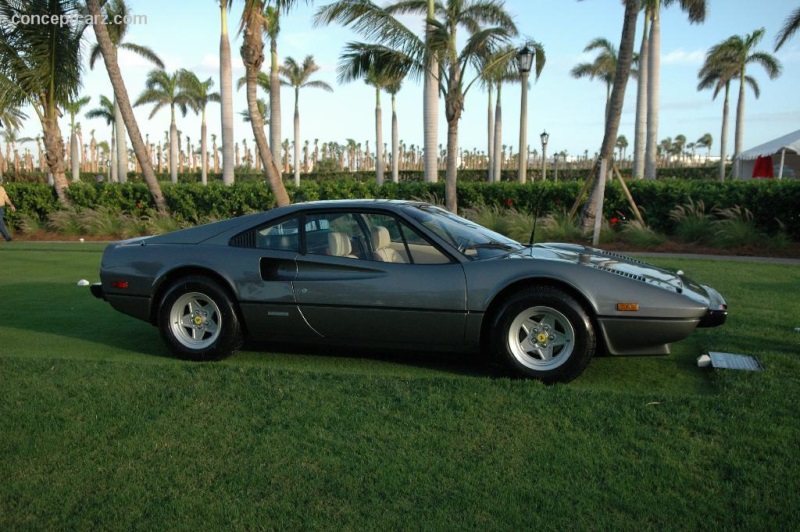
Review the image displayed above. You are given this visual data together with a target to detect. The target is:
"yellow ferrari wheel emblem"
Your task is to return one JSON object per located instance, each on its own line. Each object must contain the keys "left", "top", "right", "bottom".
{"left": 537, "top": 332, "right": 548, "bottom": 344}
{"left": 193, "top": 315, "right": 204, "bottom": 326}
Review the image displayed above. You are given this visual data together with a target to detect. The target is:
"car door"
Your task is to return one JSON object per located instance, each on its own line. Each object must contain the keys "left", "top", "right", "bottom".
{"left": 229, "top": 215, "right": 321, "bottom": 342}
{"left": 292, "top": 210, "right": 468, "bottom": 350}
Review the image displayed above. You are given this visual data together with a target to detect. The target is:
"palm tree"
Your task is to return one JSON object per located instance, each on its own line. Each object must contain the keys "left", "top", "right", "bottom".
{"left": 644, "top": 0, "right": 707, "bottom": 181}
{"left": 0, "top": 0, "right": 87, "bottom": 205}
{"left": 571, "top": 37, "right": 619, "bottom": 121}
{"left": 698, "top": 44, "right": 737, "bottom": 182}
{"left": 239, "top": 0, "right": 290, "bottom": 206}
{"left": 181, "top": 71, "right": 221, "bottom": 185}
{"left": 395, "top": 0, "right": 517, "bottom": 211}
{"left": 135, "top": 69, "right": 194, "bottom": 183}
{"left": 88, "top": 0, "right": 164, "bottom": 184}
{"left": 261, "top": 1, "right": 313, "bottom": 175}
{"left": 616, "top": 135, "right": 629, "bottom": 161}
{"left": 632, "top": 3, "right": 650, "bottom": 179}
{"left": 280, "top": 55, "right": 333, "bottom": 186}
{"left": 218, "top": 0, "right": 236, "bottom": 185}
{"left": 85, "top": 95, "right": 118, "bottom": 181}
{"left": 578, "top": 0, "right": 640, "bottom": 233}
{"left": 337, "top": 43, "right": 412, "bottom": 185}
{"left": 240, "top": 99, "right": 270, "bottom": 124}
{"left": 714, "top": 29, "right": 781, "bottom": 178}
{"left": 63, "top": 96, "right": 91, "bottom": 182}
{"left": 775, "top": 7, "right": 800, "bottom": 51}
{"left": 672, "top": 134, "right": 686, "bottom": 164}
{"left": 696, "top": 133, "right": 712, "bottom": 160}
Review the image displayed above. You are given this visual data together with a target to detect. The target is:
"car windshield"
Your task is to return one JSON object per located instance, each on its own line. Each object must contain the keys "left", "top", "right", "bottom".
{"left": 405, "top": 204, "right": 524, "bottom": 259}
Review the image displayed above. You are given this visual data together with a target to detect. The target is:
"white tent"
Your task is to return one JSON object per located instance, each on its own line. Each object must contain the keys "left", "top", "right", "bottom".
{"left": 735, "top": 129, "right": 800, "bottom": 180}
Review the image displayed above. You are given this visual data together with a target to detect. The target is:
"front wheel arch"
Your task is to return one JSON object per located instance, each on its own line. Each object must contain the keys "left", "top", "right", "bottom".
{"left": 481, "top": 279, "right": 599, "bottom": 354}
{"left": 484, "top": 283, "right": 598, "bottom": 383}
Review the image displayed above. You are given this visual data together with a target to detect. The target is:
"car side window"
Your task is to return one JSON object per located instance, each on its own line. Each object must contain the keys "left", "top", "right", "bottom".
{"left": 254, "top": 216, "right": 300, "bottom": 252}
{"left": 305, "top": 213, "right": 366, "bottom": 259}
{"left": 362, "top": 213, "right": 451, "bottom": 265}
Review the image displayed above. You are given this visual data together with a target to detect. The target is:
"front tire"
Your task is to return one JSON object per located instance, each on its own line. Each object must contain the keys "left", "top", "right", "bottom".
{"left": 490, "top": 286, "right": 595, "bottom": 383}
{"left": 158, "top": 276, "right": 243, "bottom": 361}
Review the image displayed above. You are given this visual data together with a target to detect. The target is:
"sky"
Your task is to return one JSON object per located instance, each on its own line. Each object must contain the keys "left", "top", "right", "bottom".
{"left": 11, "top": 0, "right": 800, "bottom": 163}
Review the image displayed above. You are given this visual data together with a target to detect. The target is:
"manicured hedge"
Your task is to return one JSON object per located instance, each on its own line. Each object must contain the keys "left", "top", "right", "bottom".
{"left": 4, "top": 176, "right": 799, "bottom": 238}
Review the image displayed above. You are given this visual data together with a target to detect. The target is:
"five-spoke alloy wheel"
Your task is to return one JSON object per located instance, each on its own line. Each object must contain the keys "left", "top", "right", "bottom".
{"left": 491, "top": 286, "right": 595, "bottom": 383}
{"left": 158, "top": 276, "right": 243, "bottom": 361}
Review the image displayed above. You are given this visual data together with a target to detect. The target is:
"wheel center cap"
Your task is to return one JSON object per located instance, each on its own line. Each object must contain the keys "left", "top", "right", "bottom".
{"left": 193, "top": 315, "right": 205, "bottom": 326}
{"left": 536, "top": 332, "right": 548, "bottom": 344}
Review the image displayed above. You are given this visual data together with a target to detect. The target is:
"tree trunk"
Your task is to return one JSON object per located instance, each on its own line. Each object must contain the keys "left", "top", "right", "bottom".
{"left": 70, "top": 129, "right": 80, "bottom": 181}
{"left": 41, "top": 115, "right": 70, "bottom": 206}
{"left": 241, "top": 14, "right": 290, "bottom": 207}
{"left": 487, "top": 85, "right": 494, "bottom": 182}
{"left": 493, "top": 84, "right": 502, "bottom": 183}
{"left": 201, "top": 113, "right": 208, "bottom": 185}
{"left": 644, "top": 2, "right": 660, "bottom": 180}
{"left": 293, "top": 90, "right": 301, "bottom": 187}
{"left": 110, "top": 123, "right": 118, "bottom": 182}
{"left": 170, "top": 111, "right": 178, "bottom": 184}
{"left": 114, "top": 102, "right": 128, "bottom": 183}
{"left": 391, "top": 94, "right": 399, "bottom": 183}
{"left": 719, "top": 82, "right": 730, "bottom": 182}
{"left": 423, "top": 0, "right": 439, "bottom": 184}
{"left": 220, "top": 2, "right": 235, "bottom": 185}
{"left": 579, "top": 0, "right": 640, "bottom": 231}
{"left": 375, "top": 88, "right": 384, "bottom": 186}
{"left": 733, "top": 73, "right": 746, "bottom": 178}
{"left": 86, "top": 0, "right": 166, "bottom": 214}
{"left": 632, "top": 12, "right": 647, "bottom": 179}
{"left": 269, "top": 35, "right": 282, "bottom": 170}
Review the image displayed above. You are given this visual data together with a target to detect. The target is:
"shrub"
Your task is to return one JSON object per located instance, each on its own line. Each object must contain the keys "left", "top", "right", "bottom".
{"left": 711, "top": 205, "right": 764, "bottom": 248}
{"left": 619, "top": 220, "right": 667, "bottom": 248}
{"left": 669, "top": 198, "right": 714, "bottom": 244}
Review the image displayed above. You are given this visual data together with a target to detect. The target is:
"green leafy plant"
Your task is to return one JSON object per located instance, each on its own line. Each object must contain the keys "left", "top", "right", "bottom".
{"left": 712, "top": 205, "right": 764, "bottom": 248}
{"left": 619, "top": 220, "right": 667, "bottom": 248}
{"left": 669, "top": 198, "right": 714, "bottom": 244}
{"left": 538, "top": 210, "right": 583, "bottom": 242}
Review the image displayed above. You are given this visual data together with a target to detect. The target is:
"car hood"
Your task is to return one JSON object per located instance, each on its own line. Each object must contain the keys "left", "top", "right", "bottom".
{"left": 510, "top": 242, "right": 700, "bottom": 296}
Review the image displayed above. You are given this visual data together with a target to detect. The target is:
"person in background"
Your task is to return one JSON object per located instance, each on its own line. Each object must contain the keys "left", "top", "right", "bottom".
{"left": 0, "top": 176, "right": 17, "bottom": 242}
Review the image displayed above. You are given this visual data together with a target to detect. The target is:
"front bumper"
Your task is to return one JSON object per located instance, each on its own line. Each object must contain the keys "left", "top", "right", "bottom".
{"left": 90, "top": 282, "right": 105, "bottom": 300}
{"left": 698, "top": 285, "right": 727, "bottom": 328}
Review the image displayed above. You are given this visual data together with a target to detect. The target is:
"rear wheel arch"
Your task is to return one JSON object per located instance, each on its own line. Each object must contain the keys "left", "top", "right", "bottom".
{"left": 156, "top": 273, "right": 244, "bottom": 361}
{"left": 150, "top": 267, "right": 240, "bottom": 326}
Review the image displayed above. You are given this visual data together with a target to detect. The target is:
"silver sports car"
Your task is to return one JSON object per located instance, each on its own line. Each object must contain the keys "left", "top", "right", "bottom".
{"left": 91, "top": 199, "right": 727, "bottom": 383}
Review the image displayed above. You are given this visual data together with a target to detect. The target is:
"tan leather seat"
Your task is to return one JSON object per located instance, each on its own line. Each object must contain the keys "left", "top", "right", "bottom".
{"left": 371, "top": 226, "right": 405, "bottom": 263}
{"left": 327, "top": 232, "right": 357, "bottom": 258}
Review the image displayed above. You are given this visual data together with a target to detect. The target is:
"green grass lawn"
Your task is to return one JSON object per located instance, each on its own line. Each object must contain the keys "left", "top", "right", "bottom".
{"left": 1, "top": 242, "right": 799, "bottom": 529}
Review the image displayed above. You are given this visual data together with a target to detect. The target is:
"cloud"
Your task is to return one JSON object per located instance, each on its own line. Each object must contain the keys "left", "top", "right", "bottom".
{"left": 661, "top": 48, "right": 706, "bottom": 65}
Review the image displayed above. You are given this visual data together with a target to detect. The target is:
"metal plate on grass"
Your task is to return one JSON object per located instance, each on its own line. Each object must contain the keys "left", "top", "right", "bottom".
{"left": 709, "top": 352, "right": 764, "bottom": 371}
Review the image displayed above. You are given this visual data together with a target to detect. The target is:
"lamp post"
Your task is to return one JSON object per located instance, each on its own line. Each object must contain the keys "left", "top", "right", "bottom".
{"left": 515, "top": 43, "right": 535, "bottom": 184}
{"left": 540, "top": 130, "right": 549, "bottom": 181}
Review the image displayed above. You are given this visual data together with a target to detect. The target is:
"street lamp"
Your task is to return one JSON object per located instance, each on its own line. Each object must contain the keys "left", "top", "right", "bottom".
{"left": 540, "top": 130, "right": 549, "bottom": 180}
{"left": 515, "top": 43, "right": 535, "bottom": 184}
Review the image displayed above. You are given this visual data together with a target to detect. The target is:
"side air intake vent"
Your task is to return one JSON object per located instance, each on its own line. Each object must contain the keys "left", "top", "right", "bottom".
{"left": 230, "top": 231, "right": 255, "bottom": 248}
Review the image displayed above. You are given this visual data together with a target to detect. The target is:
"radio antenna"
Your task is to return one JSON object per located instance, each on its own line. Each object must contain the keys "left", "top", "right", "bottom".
{"left": 528, "top": 197, "right": 540, "bottom": 246}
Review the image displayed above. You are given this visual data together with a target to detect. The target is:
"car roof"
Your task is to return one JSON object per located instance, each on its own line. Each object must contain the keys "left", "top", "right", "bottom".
{"left": 270, "top": 198, "right": 426, "bottom": 215}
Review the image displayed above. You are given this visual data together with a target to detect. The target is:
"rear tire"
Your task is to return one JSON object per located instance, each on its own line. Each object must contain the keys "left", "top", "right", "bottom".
{"left": 490, "top": 286, "right": 595, "bottom": 383}
{"left": 158, "top": 276, "right": 243, "bottom": 361}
